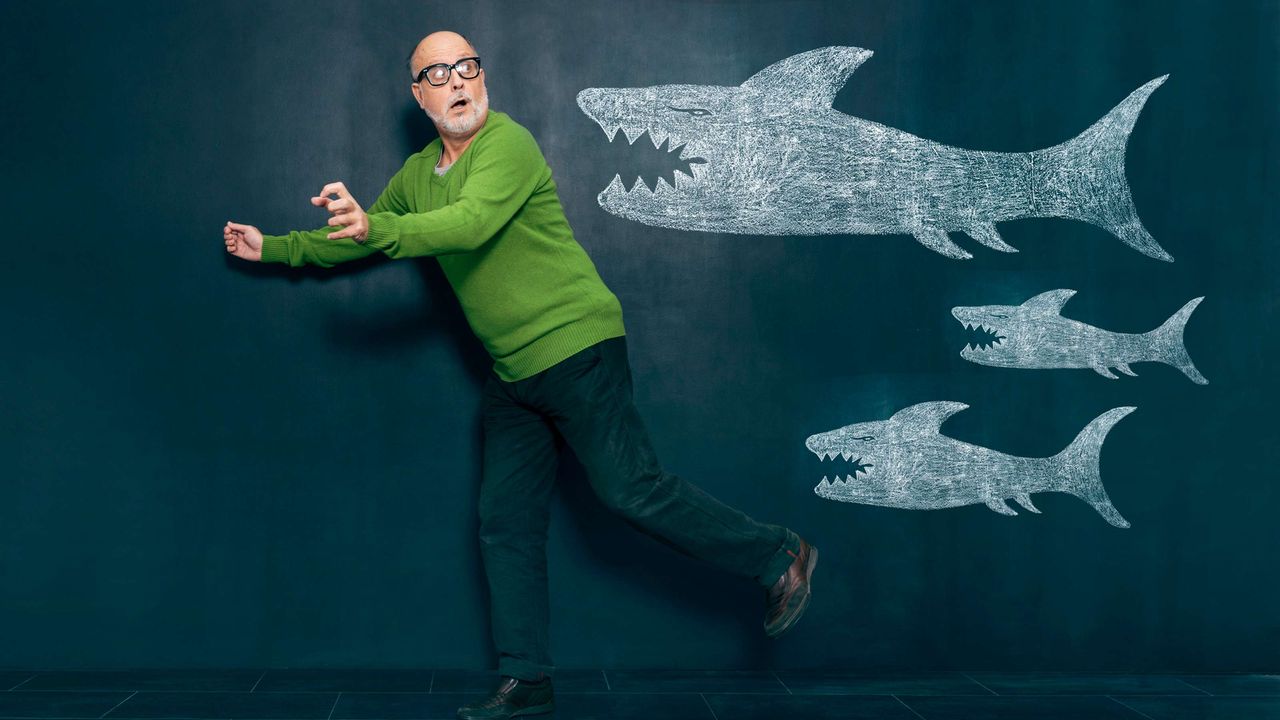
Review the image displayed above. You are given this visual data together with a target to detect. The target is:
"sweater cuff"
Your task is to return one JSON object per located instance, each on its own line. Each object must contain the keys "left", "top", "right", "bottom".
{"left": 362, "top": 214, "right": 398, "bottom": 251}
{"left": 260, "top": 235, "right": 291, "bottom": 264}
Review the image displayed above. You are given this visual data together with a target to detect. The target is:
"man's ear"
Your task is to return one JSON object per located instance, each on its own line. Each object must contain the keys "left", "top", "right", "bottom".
{"left": 410, "top": 82, "right": 423, "bottom": 107}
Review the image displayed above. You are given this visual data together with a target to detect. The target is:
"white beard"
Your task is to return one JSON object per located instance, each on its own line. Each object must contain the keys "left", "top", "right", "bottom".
{"left": 428, "top": 85, "right": 490, "bottom": 135}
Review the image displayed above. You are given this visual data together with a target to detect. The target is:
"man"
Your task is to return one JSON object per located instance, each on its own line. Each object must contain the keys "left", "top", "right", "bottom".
{"left": 223, "top": 30, "right": 817, "bottom": 720}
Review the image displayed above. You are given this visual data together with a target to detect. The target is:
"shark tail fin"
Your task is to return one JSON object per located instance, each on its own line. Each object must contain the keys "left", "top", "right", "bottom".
{"left": 1150, "top": 296, "right": 1209, "bottom": 384}
{"left": 1054, "top": 406, "right": 1136, "bottom": 529}
{"left": 1038, "top": 76, "right": 1173, "bottom": 262}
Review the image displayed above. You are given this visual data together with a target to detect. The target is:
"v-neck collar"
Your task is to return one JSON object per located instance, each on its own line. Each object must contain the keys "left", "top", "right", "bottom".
{"left": 429, "top": 110, "right": 498, "bottom": 181}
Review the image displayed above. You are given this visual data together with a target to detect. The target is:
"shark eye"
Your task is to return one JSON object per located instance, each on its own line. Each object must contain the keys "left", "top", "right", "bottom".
{"left": 990, "top": 314, "right": 1008, "bottom": 319}
{"left": 666, "top": 105, "right": 713, "bottom": 117}
{"left": 853, "top": 435, "right": 874, "bottom": 441}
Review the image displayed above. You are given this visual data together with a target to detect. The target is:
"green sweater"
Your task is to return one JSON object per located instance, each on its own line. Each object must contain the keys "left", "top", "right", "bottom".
{"left": 260, "top": 110, "right": 626, "bottom": 381}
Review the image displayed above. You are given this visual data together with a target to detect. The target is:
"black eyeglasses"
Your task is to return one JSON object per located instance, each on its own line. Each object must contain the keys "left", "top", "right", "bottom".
{"left": 415, "top": 56, "right": 482, "bottom": 86}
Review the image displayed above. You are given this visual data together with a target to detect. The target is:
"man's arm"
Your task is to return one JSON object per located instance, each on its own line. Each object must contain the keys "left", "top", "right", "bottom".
{"left": 359, "top": 123, "right": 546, "bottom": 259}
{"left": 259, "top": 163, "right": 413, "bottom": 268}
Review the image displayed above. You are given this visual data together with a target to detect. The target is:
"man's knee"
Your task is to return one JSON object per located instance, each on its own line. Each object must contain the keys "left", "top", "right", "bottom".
{"left": 477, "top": 500, "right": 549, "bottom": 548}
{"left": 594, "top": 469, "right": 665, "bottom": 517}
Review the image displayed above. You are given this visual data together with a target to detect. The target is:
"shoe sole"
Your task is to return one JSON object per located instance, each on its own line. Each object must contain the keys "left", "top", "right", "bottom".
{"left": 456, "top": 700, "right": 554, "bottom": 720}
{"left": 765, "top": 545, "right": 818, "bottom": 638}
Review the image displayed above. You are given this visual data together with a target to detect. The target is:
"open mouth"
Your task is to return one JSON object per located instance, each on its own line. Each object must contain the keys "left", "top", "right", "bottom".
{"left": 961, "top": 323, "right": 1006, "bottom": 352}
{"left": 810, "top": 447, "right": 874, "bottom": 491}
{"left": 450, "top": 98, "right": 469, "bottom": 110}
{"left": 592, "top": 124, "right": 709, "bottom": 196}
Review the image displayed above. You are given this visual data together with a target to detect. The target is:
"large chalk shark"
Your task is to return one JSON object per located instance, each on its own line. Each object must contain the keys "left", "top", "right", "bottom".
{"left": 806, "top": 401, "right": 1135, "bottom": 528}
{"left": 576, "top": 46, "right": 1172, "bottom": 261}
{"left": 951, "top": 290, "right": 1208, "bottom": 384}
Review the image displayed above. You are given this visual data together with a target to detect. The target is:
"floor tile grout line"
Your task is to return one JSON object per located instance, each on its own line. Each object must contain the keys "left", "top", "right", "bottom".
{"left": 959, "top": 672, "right": 999, "bottom": 696}
{"left": 601, "top": 670, "right": 610, "bottom": 691}
{"left": 10, "top": 688, "right": 1258, "bottom": 697}
{"left": 1173, "top": 677, "right": 1214, "bottom": 696}
{"left": 770, "top": 670, "right": 791, "bottom": 695}
{"left": 11, "top": 686, "right": 1268, "bottom": 697}
{"left": 248, "top": 671, "right": 266, "bottom": 693}
{"left": 96, "top": 690, "right": 136, "bottom": 718}
{"left": 324, "top": 691, "right": 341, "bottom": 720}
{"left": 7, "top": 675, "right": 38, "bottom": 692}
{"left": 1107, "top": 694, "right": 1158, "bottom": 720}
{"left": 699, "top": 692, "right": 720, "bottom": 720}
{"left": 892, "top": 693, "right": 927, "bottom": 720}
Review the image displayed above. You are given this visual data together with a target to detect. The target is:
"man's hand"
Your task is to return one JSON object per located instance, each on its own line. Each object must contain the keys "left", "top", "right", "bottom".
{"left": 224, "top": 221, "right": 263, "bottom": 262}
{"left": 313, "top": 181, "right": 369, "bottom": 242}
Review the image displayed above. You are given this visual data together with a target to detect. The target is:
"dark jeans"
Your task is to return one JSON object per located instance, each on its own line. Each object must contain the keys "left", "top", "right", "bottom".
{"left": 478, "top": 334, "right": 801, "bottom": 681}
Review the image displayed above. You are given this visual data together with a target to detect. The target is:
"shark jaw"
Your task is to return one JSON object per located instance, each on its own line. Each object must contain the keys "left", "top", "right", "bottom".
{"left": 808, "top": 445, "right": 875, "bottom": 499}
{"left": 588, "top": 120, "right": 710, "bottom": 203}
{"left": 960, "top": 322, "right": 1007, "bottom": 356}
{"left": 576, "top": 86, "right": 723, "bottom": 212}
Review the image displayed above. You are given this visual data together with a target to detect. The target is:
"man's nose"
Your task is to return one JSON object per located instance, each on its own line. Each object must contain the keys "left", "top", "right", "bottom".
{"left": 451, "top": 73, "right": 465, "bottom": 91}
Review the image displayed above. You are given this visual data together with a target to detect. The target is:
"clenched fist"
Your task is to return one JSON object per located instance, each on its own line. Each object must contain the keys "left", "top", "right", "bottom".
{"left": 224, "top": 221, "right": 263, "bottom": 262}
{"left": 313, "top": 181, "right": 369, "bottom": 242}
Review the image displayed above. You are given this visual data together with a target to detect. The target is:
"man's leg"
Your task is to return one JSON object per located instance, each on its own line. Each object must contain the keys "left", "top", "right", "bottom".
{"left": 478, "top": 369, "right": 560, "bottom": 681}
{"left": 529, "top": 336, "right": 801, "bottom": 589}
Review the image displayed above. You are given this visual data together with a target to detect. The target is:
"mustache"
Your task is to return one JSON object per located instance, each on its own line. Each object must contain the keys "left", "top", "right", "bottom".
{"left": 448, "top": 89, "right": 483, "bottom": 107}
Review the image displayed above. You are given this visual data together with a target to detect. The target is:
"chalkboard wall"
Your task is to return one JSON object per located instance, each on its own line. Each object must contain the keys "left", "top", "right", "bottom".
{"left": 2, "top": 0, "right": 1276, "bottom": 671}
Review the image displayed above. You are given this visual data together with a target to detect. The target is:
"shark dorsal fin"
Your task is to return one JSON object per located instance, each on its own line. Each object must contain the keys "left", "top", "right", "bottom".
{"left": 1021, "top": 289, "right": 1078, "bottom": 315}
{"left": 889, "top": 401, "right": 969, "bottom": 435}
{"left": 740, "top": 46, "right": 873, "bottom": 107}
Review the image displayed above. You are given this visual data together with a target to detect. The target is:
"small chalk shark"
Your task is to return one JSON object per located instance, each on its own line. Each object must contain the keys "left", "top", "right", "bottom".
{"left": 951, "top": 290, "right": 1208, "bottom": 384}
{"left": 807, "top": 401, "right": 1135, "bottom": 528}
{"left": 576, "top": 46, "right": 1172, "bottom": 261}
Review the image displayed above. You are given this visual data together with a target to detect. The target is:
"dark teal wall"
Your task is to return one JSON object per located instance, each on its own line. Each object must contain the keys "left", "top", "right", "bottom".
{"left": 2, "top": 0, "right": 1276, "bottom": 671}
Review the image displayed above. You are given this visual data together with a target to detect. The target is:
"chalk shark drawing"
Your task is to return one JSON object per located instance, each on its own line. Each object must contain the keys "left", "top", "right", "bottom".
{"left": 576, "top": 46, "right": 1172, "bottom": 261}
{"left": 807, "top": 401, "right": 1135, "bottom": 528}
{"left": 951, "top": 290, "right": 1208, "bottom": 384}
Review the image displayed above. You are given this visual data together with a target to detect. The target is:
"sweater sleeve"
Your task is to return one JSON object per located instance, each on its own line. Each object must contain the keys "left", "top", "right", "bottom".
{"left": 358, "top": 122, "right": 546, "bottom": 259}
{"left": 259, "top": 162, "right": 414, "bottom": 268}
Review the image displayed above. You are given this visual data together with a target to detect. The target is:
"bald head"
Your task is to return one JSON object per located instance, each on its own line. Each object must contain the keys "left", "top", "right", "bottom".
{"left": 406, "top": 31, "right": 478, "bottom": 81}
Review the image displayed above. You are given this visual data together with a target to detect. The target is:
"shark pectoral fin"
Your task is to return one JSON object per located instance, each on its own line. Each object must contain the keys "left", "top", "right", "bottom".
{"left": 1093, "top": 365, "right": 1120, "bottom": 380}
{"left": 966, "top": 223, "right": 1019, "bottom": 253}
{"left": 1013, "top": 493, "right": 1042, "bottom": 513}
{"left": 1115, "top": 363, "right": 1139, "bottom": 377}
{"left": 984, "top": 496, "right": 1018, "bottom": 516}
{"left": 913, "top": 228, "right": 972, "bottom": 260}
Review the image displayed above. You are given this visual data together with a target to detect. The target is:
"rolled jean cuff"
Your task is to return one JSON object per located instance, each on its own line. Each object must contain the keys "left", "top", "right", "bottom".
{"left": 757, "top": 527, "right": 803, "bottom": 588}
{"left": 498, "top": 656, "right": 555, "bottom": 682}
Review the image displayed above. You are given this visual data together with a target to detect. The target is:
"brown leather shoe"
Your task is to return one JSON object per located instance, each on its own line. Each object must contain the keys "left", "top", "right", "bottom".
{"left": 456, "top": 675, "right": 554, "bottom": 719}
{"left": 763, "top": 537, "right": 818, "bottom": 638}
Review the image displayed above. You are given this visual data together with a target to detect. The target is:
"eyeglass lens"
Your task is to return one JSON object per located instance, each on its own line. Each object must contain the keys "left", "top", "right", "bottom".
{"left": 423, "top": 59, "right": 480, "bottom": 86}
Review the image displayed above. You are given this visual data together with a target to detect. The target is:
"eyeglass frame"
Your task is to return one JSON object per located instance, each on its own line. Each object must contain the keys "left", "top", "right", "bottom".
{"left": 414, "top": 56, "right": 482, "bottom": 87}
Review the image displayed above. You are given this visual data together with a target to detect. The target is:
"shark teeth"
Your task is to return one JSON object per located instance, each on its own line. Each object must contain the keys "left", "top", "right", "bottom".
{"left": 600, "top": 173, "right": 625, "bottom": 200}
{"left": 961, "top": 323, "right": 1006, "bottom": 352}
{"left": 591, "top": 118, "right": 622, "bottom": 143}
{"left": 622, "top": 126, "right": 644, "bottom": 144}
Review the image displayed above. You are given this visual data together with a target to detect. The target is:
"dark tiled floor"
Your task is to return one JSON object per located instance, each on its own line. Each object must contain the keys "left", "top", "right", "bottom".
{"left": 0, "top": 669, "right": 1275, "bottom": 719}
